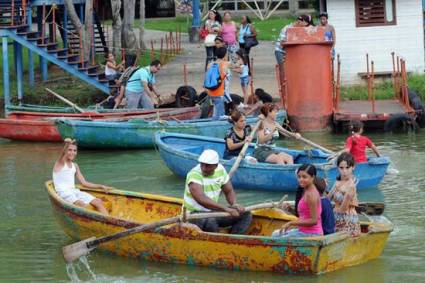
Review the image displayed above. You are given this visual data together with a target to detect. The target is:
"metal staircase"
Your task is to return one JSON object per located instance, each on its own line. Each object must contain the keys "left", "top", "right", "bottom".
{"left": 1, "top": 0, "right": 113, "bottom": 100}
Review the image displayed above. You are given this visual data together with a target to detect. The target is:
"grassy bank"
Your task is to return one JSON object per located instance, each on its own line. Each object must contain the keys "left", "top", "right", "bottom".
{"left": 341, "top": 74, "right": 425, "bottom": 101}
{"left": 107, "top": 16, "right": 295, "bottom": 41}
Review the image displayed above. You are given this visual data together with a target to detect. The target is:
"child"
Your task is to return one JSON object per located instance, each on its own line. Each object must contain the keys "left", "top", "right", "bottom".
{"left": 345, "top": 120, "right": 380, "bottom": 163}
{"left": 272, "top": 164, "right": 323, "bottom": 238}
{"left": 232, "top": 49, "right": 250, "bottom": 105}
{"left": 105, "top": 53, "right": 125, "bottom": 81}
{"left": 328, "top": 152, "right": 361, "bottom": 237}
{"left": 295, "top": 176, "right": 335, "bottom": 235}
{"left": 53, "top": 139, "right": 112, "bottom": 214}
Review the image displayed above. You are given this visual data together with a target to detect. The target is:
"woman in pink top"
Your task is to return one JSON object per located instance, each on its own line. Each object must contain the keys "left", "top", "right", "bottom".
{"left": 272, "top": 164, "right": 323, "bottom": 237}
{"left": 221, "top": 11, "right": 238, "bottom": 64}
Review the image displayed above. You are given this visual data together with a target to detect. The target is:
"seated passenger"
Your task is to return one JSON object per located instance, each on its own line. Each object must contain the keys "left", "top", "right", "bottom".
{"left": 223, "top": 111, "right": 252, "bottom": 159}
{"left": 184, "top": 149, "right": 252, "bottom": 234}
{"left": 295, "top": 177, "right": 335, "bottom": 235}
{"left": 52, "top": 139, "right": 112, "bottom": 214}
{"left": 253, "top": 103, "right": 294, "bottom": 164}
{"left": 272, "top": 164, "right": 323, "bottom": 237}
{"left": 105, "top": 52, "right": 124, "bottom": 81}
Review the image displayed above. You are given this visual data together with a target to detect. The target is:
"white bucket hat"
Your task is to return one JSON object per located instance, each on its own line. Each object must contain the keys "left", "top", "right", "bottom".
{"left": 198, "top": 149, "right": 219, "bottom": 165}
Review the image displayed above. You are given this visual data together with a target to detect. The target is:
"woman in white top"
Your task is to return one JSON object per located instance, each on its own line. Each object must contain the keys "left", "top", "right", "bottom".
{"left": 105, "top": 53, "right": 125, "bottom": 81}
{"left": 52, "top": 139, "right": 112, "bottom": 214}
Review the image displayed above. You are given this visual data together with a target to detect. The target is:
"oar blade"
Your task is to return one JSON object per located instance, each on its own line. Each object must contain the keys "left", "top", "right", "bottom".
{"left": 62, "top": 236, "right": 97, "bottom": 263}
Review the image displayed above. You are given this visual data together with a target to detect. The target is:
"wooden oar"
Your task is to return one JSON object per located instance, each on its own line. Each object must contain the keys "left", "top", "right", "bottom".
{"left": 45, "top": 88, "right": 85, "bottom": 113}
{"left": 62, "top": 199, "right": 286, "bottom": 263}
{"left": 274, "top": 122, "right": 336, "bottom": 155}
{"left": 228, "top": 119, "right": 262, "bottom": 178}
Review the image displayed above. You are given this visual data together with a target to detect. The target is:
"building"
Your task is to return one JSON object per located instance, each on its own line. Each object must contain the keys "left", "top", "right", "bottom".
{"left": 320, "top": 0, "right": 425, "bottom": 84}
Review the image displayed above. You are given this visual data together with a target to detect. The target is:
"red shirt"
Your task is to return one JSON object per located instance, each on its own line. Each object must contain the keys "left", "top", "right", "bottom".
{"left": 345, "top": 135, "right": 373, "bottom": 163}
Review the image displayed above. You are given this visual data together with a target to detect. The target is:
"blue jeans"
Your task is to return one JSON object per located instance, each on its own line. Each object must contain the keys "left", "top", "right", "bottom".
{"left": 271, "top": 228, "right": 322, "bottom": 238}
{"left": 211, "top": 96, "right": 225, "bottom": 120}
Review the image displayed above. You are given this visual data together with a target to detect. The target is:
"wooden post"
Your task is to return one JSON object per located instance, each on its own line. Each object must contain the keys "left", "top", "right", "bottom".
{"left": 165, "top": 34, "right": 169, "bottom": 62}
{"left": 366, "top": 53, "right": 371, "bottom": 101}
{"left": 91, "top": 25, "right": 95, "bottom": 66}
{"left": 22, "top": 0, "right": 27, "bottom": 25}
{"left": 11, "top": 0, "right": 15, "bottom": 26}
{"left": 16, "top": 43, "right": 23, "bottom": 101}
{"left": 371, "top": 61, "right": 375, "bottom": 113}
{"left": 391, "top": 52, "right": 397, "bottom": 99}
{"left": 27, "top": 6, "right": 34, "bottom": 87}
{"left": 249, "top": 57, "right": 255, "bottom": 97}
{"left": 150, "top": 40, "right": 155, "bottom": 61}
{"left": 160, "top": 38, "right": 164, "bottom": 63}
{"left": 396, "top": 56, "right": 401, "bottom": 97}
{"left": 183, "top": 63, "right": 188, "bottom": 85}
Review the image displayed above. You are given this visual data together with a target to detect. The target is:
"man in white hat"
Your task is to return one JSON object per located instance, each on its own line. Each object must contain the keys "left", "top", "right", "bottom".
{"left": 183, "top": 149, "right": 252, "bottom": 234}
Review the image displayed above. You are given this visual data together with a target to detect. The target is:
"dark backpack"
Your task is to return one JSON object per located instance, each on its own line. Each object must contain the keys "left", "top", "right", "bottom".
{"left": 204, "top": 63, "right": 223, "bottom": 90}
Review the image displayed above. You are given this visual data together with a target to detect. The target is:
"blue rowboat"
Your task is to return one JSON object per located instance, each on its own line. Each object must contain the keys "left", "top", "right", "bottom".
{"left": 154, "top": 132, "right": 390, "bottom": 191}
{"left": 55, "top": 110, "right": 286, "bottom": 149}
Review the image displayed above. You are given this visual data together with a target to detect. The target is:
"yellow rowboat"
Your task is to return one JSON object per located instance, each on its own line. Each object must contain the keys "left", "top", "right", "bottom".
{"left": 45, "top": 181, "right": 393, "bottom": 274}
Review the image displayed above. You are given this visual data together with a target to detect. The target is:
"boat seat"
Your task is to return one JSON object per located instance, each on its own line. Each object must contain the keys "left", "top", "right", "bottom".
{"left": 182, "top": 145, "right": 204, "bottom": 154}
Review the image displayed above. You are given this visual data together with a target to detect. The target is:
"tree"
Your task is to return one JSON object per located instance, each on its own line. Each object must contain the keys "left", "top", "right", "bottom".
{"left": 139, "top": 0, "right": 147, "bottom": 50}
{"left": 110, "top": 0, "right": 122, "bottom": 56}
{"left": 122, "top": 0, "right": 139, "bottom": 53}
{"left": 64, "top": 0, "right": 94, "bottom": 58}
{"left": 289, "top": 0, "right": 298, "bottom": 16}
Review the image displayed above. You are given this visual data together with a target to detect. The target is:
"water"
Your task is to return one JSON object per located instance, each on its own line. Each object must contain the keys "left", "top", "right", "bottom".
{"left": 0, "top": 131, "right": 425, "bottom": 282}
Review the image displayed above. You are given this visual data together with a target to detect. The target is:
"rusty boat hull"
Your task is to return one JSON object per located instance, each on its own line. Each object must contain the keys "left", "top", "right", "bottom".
{"left": 45, "top": 181, "right": 393, "bottom": 274}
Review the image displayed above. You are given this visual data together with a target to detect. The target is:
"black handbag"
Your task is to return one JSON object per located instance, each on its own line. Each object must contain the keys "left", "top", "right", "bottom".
{"left": 245, "top": 36, "right": 259, "bottom": 48}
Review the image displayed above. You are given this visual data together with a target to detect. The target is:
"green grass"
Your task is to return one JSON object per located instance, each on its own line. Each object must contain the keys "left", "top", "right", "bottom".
{"left": 105, "top": 16, "right": 295, "bottom": 41}
{"left": 340, "top": 74, "right": 425, "bottom": 101}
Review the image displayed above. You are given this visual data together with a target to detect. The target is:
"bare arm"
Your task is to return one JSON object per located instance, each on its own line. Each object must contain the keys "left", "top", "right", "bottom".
{"left": 249, "top": 25, "right": 257, "bottom": 37}
{"left": 226, "top": 138, "right": 245, "bottom": 151}
{"left": 75, "top": 164, "right": 112, "bottom": 190}
{"left": 370, "top": 144, "right": 381, "bottom": 157}
{"left": 189, "top": 182, "right": 237, "bottom": 215}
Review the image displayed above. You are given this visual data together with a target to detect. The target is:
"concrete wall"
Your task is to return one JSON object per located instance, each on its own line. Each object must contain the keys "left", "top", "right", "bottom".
{"left": 327, "top": 0, "right": 425, "bottom": 84}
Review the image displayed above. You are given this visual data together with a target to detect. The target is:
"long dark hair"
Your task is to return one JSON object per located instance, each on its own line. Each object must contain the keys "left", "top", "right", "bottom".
{"left": 294, "top": 164, "right": 318, "bottom": 216}
{"left": 349, "top": 120, "right": 364, "bottom": 146}
{"left": 336, "top": 152, "right": 356, "bottom": 181}
{"left": 235, "top": 49, "right": 248, "bottom": 65}
{"left": 254, "top": 88, "right": 273, "bottom": 103}
{"left": 208, "top": 9, "right": 222, "bottom": 24}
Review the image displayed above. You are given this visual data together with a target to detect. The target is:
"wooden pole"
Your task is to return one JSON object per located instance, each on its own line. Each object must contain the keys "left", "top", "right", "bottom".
{"left": 11, "top": 0, "right": 15, "bottom": 26}
{"left": 249, "top": 57, "right": 255, "bottom": 97}
{"left": 275, "top": 64, "right": 283, "bottom": 107}
{"left": 52, "top": 5, "right": 56, "bottom": 43}
{"left": 41, "top": 4, "right": 46, "bottom": 44}
{"left": 366, "top": 53, "right": 371, "bottom": 101}
{"left": 160, "top": 38, "right": 164, "bottom": 63}
{"left": 79, "top": 28, "right": 84, "bottom": 66}
{"left": 183, "top": 63, "right": 188, "bottom": 86}
{"left": 22, "top": 0, "right": 27, "bottom": 25}
{"left": 46, "top": 88, "right": 86, "bottom": 113}
{"left": 391, "top": 52, "right": 397, "bottom": 99}
{"left": 150, "top": 40, "right": 154, "bottom": 61}
{"left": 396, "top": 56, "right": 401, "bottom": 97}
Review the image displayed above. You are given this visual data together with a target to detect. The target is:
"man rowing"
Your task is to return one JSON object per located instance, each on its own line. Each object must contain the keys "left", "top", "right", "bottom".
{"left": 183, "top": 149, "right": 252, "bottom": 234}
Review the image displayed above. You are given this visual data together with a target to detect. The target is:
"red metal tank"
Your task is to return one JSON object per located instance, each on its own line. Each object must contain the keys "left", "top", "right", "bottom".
{"left": 283, "top": 26, "right": 333, "bottom": 131}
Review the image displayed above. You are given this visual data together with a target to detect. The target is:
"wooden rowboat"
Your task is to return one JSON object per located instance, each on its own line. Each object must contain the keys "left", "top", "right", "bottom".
{"left": 55, "top": 111, "right": 286, "bottom": 149}
{"left": 0, "top": 107, "right": 200, "bottom": 142}
{"left": 45, "top": 181, "right": 393, "bottom": 274}
{"left": 154, "top": 132, "right": 390, "bottom": 191}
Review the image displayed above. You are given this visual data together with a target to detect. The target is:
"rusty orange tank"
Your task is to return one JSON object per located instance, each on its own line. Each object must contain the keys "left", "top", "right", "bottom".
{"left": 283, "top": 26, "right": 333, "bottom": 131}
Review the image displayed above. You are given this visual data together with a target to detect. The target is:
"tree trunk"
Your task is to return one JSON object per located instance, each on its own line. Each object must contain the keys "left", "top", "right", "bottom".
{"left": 139, "top": 0, "right": 146, "bottom": 50}
{"left": 84, "top": 0, "right": 94, "bottom": 59}
{"left": 289, "top": 0, "right": 298, "bottom": 16}
{"left": 64, "top": 0, "right": 83, "bottom": 31}
{"left": 122, "top": 0, "right": 139, "bottom": 53}
{"left": 110, "top": 0, "right": 122, "bottom": 56}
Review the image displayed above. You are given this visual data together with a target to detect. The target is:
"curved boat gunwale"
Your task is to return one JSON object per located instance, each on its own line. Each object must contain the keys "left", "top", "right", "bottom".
{"left": 155, "top": 132, "right": 391, "bottom": 170}
{"left": 45, "top": 181, "right": 392, "bottom": 249}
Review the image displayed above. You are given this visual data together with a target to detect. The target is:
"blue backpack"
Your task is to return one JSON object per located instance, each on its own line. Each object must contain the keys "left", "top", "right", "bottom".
{"left": 204, "top": 63, "right": 223, "bottom": 90}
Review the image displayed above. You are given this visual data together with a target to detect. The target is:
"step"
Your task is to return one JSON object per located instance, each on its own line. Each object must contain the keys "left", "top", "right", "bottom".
{"left": 48, "top": 48, "right": 68, "bottom": 55}
{"left": 37, "top": 42, "right": 58, "bottom": 50}
{"left": 0, "top": 24, "right": 26, "bottom": 29}
{"left": 88, "top": 71, "right": 104, "bottom": 77}
{"left": 26, "top": 36, "right": 47, "bottom": 42}
{"left": 57, "top": 53, "right": 79, "bottom": 60}
{"left": 78, "top": 65, "right": 98, "bottom": 72}
{"left": 17, "top": 31, "right": 39, "bottom": 38}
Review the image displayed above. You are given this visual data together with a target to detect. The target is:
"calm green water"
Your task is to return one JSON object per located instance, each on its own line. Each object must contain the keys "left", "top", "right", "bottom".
{"left": 0, "top": 131, "right": 424, "bottom": 282}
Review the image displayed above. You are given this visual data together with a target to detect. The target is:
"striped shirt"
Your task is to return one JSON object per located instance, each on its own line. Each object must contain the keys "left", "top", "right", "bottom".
{"left": 183, "top": 164, "right": 230, "bottom": 212}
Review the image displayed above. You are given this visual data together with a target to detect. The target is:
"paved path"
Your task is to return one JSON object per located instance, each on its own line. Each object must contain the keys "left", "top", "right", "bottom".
{"left": 142, "top": 30, "right": 280, "bottom": 99}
